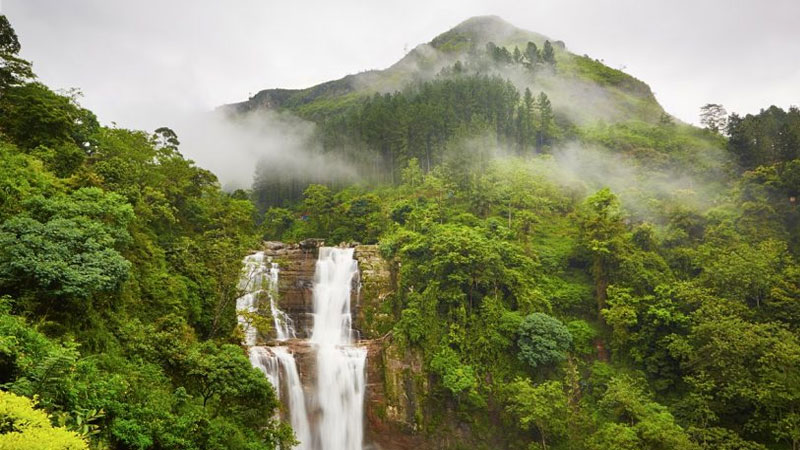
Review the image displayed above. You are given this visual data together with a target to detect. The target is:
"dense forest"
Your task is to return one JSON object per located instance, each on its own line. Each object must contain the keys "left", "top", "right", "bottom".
{"left": 0, "top": 15, "right": 293, "bottom": 449}
{"left": 261, "top": 105, "right": 800, "bottom": 449}
{"left": 2, "top": 11, "right": 800, "bottom": 450}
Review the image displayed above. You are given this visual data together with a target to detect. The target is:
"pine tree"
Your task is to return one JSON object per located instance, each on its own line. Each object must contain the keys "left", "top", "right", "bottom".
{"left": 524, "top": 41, "right": 539, "bottom": 68}
{"left": 513, "top": 46, "right": 522, "bottom": 64}
{"left": 536, "top": 92, "right": 554, "bottom": 151}
{"left": 542, "top": 40, "right": 556, "bottom": 65}
{"left": 522, "top": 88, "right": 535, "bottom": 149}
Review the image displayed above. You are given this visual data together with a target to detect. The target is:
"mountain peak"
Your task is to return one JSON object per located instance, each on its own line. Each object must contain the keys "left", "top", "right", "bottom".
{"left": 431, "top": 15, "right": 554, "bottom": 53}
{"left": 452, "top": 15, "right": 518, "bottom": 35}
{"left": 223, "top": 15, "right": 659, "bottom": 124}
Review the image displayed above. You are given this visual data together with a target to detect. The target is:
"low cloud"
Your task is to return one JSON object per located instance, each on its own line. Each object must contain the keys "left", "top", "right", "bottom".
{"left": 175, "top": 109, "right": 358, "bottom": 191}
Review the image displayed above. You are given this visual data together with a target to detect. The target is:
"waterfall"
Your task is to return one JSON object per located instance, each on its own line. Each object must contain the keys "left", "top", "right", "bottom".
{"left": 236, "top": 252, "right": 264, "bottom": 346}
{"left": 236, "top": 247, "right": 367, "bottom": 450}
{"left": 237, "top": 252, "right": 311, "bottom": 448}
{"left": 310, "top": 247, "right": 367, "bottom": 450}
{"left": 249, "top": 346, "right": 280, "bottom": 391}
{"left": 237, "top": 252, "right": 296, "bottom": 344}
{"left": 250, "top": 346, "right": 314, "bottom": 450}
{"left": 268, "top": 261, "right": 297, "bottom": 341}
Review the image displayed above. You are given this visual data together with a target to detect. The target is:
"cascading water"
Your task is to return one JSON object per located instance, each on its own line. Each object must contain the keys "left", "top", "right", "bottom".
{"left": 268, "top": 260, "right": 297, "bottom": 341}
{"left": 236, "top": 252, "right": 296, "bottom": 344}
{"left": 310, "top": 247, "right": 367, "bottom": 450}
{"left": 236, "top": 247, "right": 367, "bottom": 450}
{"left": 236, "top": 252, "right": 311, "bottom": 449}
{"left": 236, "top": 252, "right": 264, "bottom": 346}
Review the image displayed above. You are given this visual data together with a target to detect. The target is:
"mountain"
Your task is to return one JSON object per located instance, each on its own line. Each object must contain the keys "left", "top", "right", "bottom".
{"left": 217, "top": 16, "right": 725, "bottom": 213}
{"left": 222, "top": 16, "right": 663, "bottom": 125}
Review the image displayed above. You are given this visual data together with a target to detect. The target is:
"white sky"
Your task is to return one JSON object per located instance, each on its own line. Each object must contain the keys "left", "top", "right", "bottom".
{"left": 3, "top": 0, "right": 799, "bottom": 132}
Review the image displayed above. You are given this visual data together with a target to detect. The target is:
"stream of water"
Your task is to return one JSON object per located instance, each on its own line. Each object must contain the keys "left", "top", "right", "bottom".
{"left": 236, "top": 247, "right": 367, "bottom": 450}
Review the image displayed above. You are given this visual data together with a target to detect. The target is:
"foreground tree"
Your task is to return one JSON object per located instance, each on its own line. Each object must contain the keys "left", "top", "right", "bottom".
{"left": 0, "top": 390, "right": 89, "bottom": 450}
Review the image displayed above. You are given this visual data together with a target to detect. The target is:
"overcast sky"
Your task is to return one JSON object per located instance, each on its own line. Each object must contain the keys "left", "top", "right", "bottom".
{"left": 3, "top": 0, "right": 799, "bottom": 132}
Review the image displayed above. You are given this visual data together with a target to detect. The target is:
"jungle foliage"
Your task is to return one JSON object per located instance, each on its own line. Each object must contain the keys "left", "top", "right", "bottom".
{"left": 0, "top": 16, "right": 293, "bottom": 450}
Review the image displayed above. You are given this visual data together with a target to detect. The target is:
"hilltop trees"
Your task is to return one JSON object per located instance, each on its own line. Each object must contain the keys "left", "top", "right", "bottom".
{"left": 290, "top": 74, "right": 566, "bottom": 204}
{"left": 525, "top": 42, "right": 540, "bottom": 66}
{"left": 0, "top": 15, "right": 33, "bottom": 90}
{"left": 489, "top": 40, "right": 556, "bottom": 72}
{"left": 727, "top": 105, "right": 800, "bottom": 169}
{"left": 699, "top": 103, "right": 727, "bottom": 134}
{"left": 542, "top": 40, "right": 556, "bottom": 65}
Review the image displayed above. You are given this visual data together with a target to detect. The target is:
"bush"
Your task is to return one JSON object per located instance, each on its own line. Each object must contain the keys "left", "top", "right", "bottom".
{"left": 0, "top": 390, "right": 88, "bottom": 450}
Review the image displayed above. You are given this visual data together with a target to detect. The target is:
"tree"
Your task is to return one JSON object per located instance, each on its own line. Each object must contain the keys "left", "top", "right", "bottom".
{"left": 261, "top": 207, "right": 295, "bottom": 240}
{"left": 575, "top": 188, "right": 627, "bottom": 312}
{"left": 430, "top": 346, "right": 478, "bottom": 398}
{"left": 727, "top": 105, "right": 800, "bottom": 168}
{"left": 699, "top": 103, "right": 727, "bottom": 134}
{"left": 0, "top": 15, "right": 34, "bottom": 90}
{"left": 153, "top": 126, "right": 180, "bottom": 154}
{"left": 0, "top": 188, "right": 133, "bottom": 301}
{"left": 517, "top": 88, "right": 535, "bottom": 149}
{"left": 536, "top": 92, "right": 554, "bottom": 151}
{"left": 681, "top": 300, "right": 800, "bottom": 447}
{"left": 697, "top": 238, "right": 785, "bottom": 308}
{"left": 184, "top": 341, "right": 277, "bottom": 410}
{"left": 591, "top": 375, "right": 698, "bottom": 449}
{"left": 513, "top": 46, "right": 522, "bottom": 64}
{"left": 301, "top": 184, "right": 334, "bottom": 237}
{"left": 0, "top": 390, "right": 89, "bottom": 450}
{"left": 517, "top": 313, "right": 572, "bottom": 369}
{"left": 0, "top": 82, "right": 99, "bottom": 152}
{"left": 524, "top": 41, "right": 540, "bottom": 67}
{"left": 602, "top": 285, "right": 690, "bottom": 390}
{"left": 542, "top": 40, "right": 556, "bottom": 65}
{"left": 506, "top": 378, "right": 569, "bottom": 449}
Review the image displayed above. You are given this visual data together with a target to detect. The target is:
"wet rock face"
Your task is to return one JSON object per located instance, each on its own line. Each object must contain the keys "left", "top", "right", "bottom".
{"left": 263, "top": 241, "right": 320, "bottom": 339}
{"left": 263, "top": 241, "right": 393, "bottom": 340}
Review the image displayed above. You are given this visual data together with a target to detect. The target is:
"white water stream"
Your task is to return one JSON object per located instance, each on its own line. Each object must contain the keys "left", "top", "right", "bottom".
{"left": 236, "top": 247, "right": 367, "bottom": 450}
{"left": 310, "top": 247, "right": 367, "bottom": 450}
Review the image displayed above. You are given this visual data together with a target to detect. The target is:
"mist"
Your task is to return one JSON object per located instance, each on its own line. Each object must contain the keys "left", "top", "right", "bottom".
{"left": 544, "top": 143, "right": 727, "bottom": 219}
{"left": 174, "top": 109, "right": 358, "bottom": 191}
